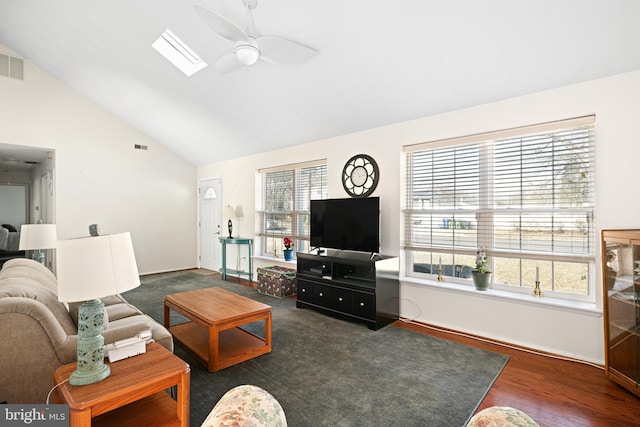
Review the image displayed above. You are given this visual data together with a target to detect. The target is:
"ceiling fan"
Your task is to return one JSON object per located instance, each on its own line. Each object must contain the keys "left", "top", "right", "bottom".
{"left": 194, "top": 0, "right": 317, "bottom": 74}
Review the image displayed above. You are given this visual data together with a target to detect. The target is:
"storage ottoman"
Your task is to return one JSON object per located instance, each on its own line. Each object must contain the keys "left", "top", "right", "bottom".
{"left": 257, "top": 266, "right": 297, "bottom": 297}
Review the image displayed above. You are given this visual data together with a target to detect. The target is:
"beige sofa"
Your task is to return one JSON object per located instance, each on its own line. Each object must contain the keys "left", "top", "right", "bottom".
{"left": 0, "top": 258, "right": 173, "bottom": 404}
{"left": 0, "top": 226, "right": 24, "bottom": 267}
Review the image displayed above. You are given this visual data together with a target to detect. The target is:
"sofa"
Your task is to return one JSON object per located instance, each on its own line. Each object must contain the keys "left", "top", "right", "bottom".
{"left": 0, "top": 258, "right": 173, "bottom": 403}
{"left": 0, "top": 225, "right": 25, "bottom": 267}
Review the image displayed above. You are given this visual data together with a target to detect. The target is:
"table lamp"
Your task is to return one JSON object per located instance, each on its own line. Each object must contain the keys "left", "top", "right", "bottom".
{"left": 56, "top": 231, "right": 141, "bottom": 386}
{"left": 19, "top": 223, "right": 57, "bottom": 264}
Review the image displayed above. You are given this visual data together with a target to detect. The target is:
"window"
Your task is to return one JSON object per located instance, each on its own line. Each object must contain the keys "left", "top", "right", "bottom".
{"left": 403, "top": 116, "right": 595, "bottom": 301}
{"left": 257, "top": 160, "right": 327, "bottom": 257}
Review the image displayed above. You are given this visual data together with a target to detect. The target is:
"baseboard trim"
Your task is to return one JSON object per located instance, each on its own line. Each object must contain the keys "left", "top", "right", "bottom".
{"left": 398, "top": 317, "right": 604, "bottom": 370}
{"left": 142, "top": 268, "right": 255, "bottom": 288}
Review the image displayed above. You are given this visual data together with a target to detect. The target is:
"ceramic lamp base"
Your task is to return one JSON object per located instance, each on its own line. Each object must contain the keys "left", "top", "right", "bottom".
{"left": 70, "top": 355, "right": 110, "bottom": 386}
{"left": 32, "top": 249, "right": 45, "bottom": 265}
{"left": 70, "top": 299, "right": 110, "bottom": 386}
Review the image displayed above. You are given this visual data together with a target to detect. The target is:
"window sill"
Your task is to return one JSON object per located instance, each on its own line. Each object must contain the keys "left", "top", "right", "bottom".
{"left": 253, "top": 255, "right": 297, "bottom": 265}
{"left": 400, "top": 276, "right": 602, "bottom": 318}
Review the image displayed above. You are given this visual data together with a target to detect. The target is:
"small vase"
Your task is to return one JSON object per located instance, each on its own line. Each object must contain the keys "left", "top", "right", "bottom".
{"left": 472, "top": 271, "right": 492, "bottom": 291}
{"left": 284, "top": 249, "right": 294, "bottom": 261}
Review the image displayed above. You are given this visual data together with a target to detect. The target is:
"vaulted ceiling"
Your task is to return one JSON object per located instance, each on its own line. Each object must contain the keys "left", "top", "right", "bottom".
{"left": 1, "top": 0, "right": 640, "bottom": 166}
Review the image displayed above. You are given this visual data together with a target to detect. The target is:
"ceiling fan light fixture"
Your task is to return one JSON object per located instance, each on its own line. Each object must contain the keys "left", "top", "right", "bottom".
{"left": 235, "top": 44, "right": 260, "bottom": 65}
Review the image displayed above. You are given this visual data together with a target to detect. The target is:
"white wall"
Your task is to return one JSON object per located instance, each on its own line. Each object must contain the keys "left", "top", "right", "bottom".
{"left": 7, "top": 38, "right": 637, "bottom": 363}
{"left": 0, "top": 45, "right": 198, "bottom": 274}
{"left": 199, "top": 70, "right": 640, "bottom": 363}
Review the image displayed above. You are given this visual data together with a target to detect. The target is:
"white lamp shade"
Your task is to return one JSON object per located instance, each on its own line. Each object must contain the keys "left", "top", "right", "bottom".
{"left": 57, "top": 232, "right": 141, "bottom": 302}
{"left": 19, "top": 224, "right": 57, "bottom": 250}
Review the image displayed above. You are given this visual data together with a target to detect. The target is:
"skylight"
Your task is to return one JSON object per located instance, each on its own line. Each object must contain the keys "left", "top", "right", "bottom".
{"left": 152, "top": 29, "right": 207, "bottom": 77}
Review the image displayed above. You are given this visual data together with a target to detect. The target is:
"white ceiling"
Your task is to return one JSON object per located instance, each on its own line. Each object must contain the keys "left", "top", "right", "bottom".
{"left": 1, "top": 0, "right": 640, "bottom": 166}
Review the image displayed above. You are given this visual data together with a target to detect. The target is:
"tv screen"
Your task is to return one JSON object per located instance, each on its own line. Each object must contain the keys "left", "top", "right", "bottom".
{"left": 310, "top": 197, "right": 380, "bottom": 253}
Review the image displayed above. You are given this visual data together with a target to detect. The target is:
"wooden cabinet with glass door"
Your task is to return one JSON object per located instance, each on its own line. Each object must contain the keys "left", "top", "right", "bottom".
{"left": 602, "top": 229, "right": 640, "bottom": 397}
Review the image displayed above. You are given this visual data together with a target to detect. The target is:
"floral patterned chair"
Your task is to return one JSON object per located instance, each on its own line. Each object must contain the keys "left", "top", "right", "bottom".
{"left": 466, "top": 406, "right": 539, "bottom": 427}
{"left": 201, "top": 385, "right": 287, "bottom": 427}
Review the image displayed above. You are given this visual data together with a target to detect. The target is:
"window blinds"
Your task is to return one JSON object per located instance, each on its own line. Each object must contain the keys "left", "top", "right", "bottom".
{"left": 257, "top": 160, "right": 327, "bottom": 241}
{"left": 403, "top": 116, "right": 595, "bottom": 263}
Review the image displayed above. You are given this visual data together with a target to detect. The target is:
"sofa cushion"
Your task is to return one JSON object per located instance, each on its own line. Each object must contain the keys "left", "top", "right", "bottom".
{"left": 101, "top": 294, "right": 128, "bottom": 306}
{"left": 0, "top": 278, "right": 77, "bottom": 335}
{"left": 0, "top": 262, "right": 58, "bottom": 293}
{"left": 104, "top": 301, "right": 142, "bottom": 321}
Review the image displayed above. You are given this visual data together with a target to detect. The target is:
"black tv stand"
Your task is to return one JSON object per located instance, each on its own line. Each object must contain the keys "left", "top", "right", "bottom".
{"left": 296, "top": 251, "right": 399, "bottom": 330}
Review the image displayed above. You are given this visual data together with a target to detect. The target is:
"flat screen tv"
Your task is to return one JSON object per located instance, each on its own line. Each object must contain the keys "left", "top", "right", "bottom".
{"left": 310, "top": 197, "right": 380, "bottom": 253}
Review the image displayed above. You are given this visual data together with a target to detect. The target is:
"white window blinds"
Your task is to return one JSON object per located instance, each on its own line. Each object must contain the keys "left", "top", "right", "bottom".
{"left": 257, "top": 160, "right": 327, "bottom": 254}
{"left": 403, "top": 116, "right": 595, "bottom": 296}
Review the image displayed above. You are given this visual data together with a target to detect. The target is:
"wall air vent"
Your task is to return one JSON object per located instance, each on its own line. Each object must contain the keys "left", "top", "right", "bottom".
{"left": 152, "top": 29, "right": 207, "bottom": 77}
{"left": 0, "top": 53, "right": 24, "bottom": 80}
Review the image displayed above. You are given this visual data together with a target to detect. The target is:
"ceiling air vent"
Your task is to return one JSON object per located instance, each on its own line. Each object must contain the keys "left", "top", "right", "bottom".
{"left": 152, "top": 29, "right": 207, "bottom": 77}
{"left": 0, "top": 53, "right": 24, "bottom": 80}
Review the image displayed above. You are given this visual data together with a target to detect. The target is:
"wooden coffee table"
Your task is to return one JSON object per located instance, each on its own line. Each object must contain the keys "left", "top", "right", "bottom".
{"left": 164, "top": 287, "right": 272, "bottom": 372}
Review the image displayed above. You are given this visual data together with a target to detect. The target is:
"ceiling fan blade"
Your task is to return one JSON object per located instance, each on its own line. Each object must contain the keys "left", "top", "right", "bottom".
{"left": 215, "top": 51, "right": 245, "bottom": 74}
{"left": 257, "top": 36, "right": 316, "bottom": 64}
{"left": 194, "top": 4, "right": 248, "bottom": 43}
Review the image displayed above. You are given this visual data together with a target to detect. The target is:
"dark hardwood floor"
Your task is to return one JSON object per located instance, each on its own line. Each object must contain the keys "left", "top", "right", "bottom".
{"left": 396, "top": 320, "right": 640, "bottom": 427}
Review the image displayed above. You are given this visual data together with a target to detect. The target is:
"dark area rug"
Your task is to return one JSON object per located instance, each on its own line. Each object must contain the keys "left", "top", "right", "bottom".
{"left": 123, "top": 271, "right": 509, "bottom": 427}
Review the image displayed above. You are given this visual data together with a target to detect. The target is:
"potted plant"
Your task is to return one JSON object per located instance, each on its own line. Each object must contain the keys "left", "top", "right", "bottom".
{"left": 283, "top": 237, "right": 294, "bottom": 261}
{"left": 472, "top": 248, "right": 491, "bottom": 291}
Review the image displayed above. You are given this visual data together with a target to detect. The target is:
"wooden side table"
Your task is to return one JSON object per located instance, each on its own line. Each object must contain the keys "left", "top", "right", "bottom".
{"left": 53, "top": 343, "right": 190, "bottom": 427}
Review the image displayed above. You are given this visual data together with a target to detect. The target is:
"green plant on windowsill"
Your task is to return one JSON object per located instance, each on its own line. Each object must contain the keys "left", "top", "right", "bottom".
{"left": 472, "top": 248, "right": 491, "bottom": 291}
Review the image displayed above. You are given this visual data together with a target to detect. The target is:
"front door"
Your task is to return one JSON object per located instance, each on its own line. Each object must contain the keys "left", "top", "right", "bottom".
{"left": 199, "top": 178, "right": 222, "bottom": 271}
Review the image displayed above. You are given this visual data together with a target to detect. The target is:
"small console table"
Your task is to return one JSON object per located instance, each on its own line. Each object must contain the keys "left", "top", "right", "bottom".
{"left": 220, "top": 237, "right": 253, "bottom": 282}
